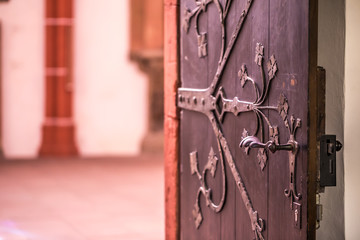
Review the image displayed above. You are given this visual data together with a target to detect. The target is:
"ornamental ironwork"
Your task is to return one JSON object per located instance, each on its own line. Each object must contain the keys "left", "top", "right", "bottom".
{"left": 178, "top": 0, "right": 302, "bottom": 239}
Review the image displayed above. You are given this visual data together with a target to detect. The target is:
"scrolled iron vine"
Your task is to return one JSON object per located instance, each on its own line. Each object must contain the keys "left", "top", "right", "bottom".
{"left": 178, "top": 0, "right": 302, "bottom": 239}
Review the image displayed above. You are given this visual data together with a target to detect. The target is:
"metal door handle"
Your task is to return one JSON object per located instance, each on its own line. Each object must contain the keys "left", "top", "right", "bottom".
{"left": 240, "top": 136, "right": 295, "bottom": 153}
{"left": 240, "top": 135, "right": 301, "bottom": 209}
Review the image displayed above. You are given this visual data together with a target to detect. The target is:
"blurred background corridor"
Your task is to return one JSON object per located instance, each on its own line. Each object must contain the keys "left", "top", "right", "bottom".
{"left": 0, "top": 0, "right": 164, "bottom": 239}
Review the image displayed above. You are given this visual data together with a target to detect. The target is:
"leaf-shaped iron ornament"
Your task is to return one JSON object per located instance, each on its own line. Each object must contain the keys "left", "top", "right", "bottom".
{"left": 205, "top": 147, "right": 218, "bottom": 177}
{"left": 267, "top": 55, "right": 278, "bottom": 80}
{"left": 278, "top": 93, "right": 289, "bottom": 122}
{"left": 197, "top": 33, "right": 208, "bottom": 58}
{"left": 192, "top": 202, "right": 203, "bottom": 229}
{"left": 238, "top": 65, "right": 249, "bottom": 88}
{"left": 190, "top": 151, "right": 200, "bottom": 177}
{"left": 189, "top": 147, "right": 225, "bottom": 229}
{"left": 257, "top": 149, "right": 267, "bottom": 171}
{"left": 269, "top": 125, "right": 279, "bottom": 145}
{"left": 183, "top": 8, "right": 192, "bottom": 32}
{"left": 254, "top": 43, "right": 264, "bottom": 66}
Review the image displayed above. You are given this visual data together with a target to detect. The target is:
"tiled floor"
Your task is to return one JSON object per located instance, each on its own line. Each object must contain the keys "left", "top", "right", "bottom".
{"left": 0, "top": 155, "right": 164, "bottom": 240}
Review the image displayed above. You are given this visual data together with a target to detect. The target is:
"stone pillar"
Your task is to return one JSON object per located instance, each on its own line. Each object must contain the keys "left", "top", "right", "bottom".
{"left": 130, "top": 0, "right": 164, "bottom": 153}
{"left": 39, "top": 0, "right": 78, "bottom": 156}
{"left": 132, "top": 51, "right": 164, "bottom": 153}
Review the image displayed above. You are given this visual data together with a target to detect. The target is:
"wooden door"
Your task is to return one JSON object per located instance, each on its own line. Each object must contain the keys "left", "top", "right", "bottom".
{"left": 178, "top": 0, "right": 318, "bottom": 239}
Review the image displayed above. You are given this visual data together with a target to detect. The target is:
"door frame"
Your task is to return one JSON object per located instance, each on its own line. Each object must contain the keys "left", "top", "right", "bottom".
{"left": 164, "top": 0, "right": 180, "bottom": 240}
{"left": 163, "top": 0, "right": 319, "bottom": 239}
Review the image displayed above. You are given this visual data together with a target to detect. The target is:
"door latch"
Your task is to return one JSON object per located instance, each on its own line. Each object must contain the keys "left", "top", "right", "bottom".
{"left": 319, "top": 135, "right": 342, "bottom": 187}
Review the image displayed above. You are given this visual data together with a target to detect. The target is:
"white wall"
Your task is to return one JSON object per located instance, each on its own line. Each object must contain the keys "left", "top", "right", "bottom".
{"left": 74, "top": 0, "right": 148, "bottom": 156}
{"left": 344, "top": 0, "right": 360, "bottom": 239}
{"left": 0, "top": 0, "right": 44, "bottom": 159}
{"left": 317, "top": 0, "right": 345, "bottom": 239}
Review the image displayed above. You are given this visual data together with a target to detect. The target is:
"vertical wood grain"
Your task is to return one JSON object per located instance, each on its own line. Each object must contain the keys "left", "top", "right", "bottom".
{"left": 164, "top": 0, "right": 180, "bottom": 240}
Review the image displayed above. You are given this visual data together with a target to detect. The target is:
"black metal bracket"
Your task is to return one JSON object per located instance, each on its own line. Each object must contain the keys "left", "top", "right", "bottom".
{"left": 319, "top": 135, "right": 342, "bottom": 187}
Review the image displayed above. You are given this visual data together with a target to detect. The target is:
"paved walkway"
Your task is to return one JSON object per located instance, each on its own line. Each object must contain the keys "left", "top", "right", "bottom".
{"left": 0, "top": 155, "right": 164, "bottom": 240}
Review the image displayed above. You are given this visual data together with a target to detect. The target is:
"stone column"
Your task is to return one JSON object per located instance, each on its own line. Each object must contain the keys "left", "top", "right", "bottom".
{"left": 39, "top": 0, "right": 78, "bottom": 156}
{"left": 130, "top": 0, "right": 164, "bottom": 153}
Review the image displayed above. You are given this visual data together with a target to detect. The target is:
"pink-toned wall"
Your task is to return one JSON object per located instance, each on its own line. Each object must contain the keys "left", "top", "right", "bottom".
{"left": 0, "top": 0, "right": 148, "bottom": 158}
{"left": 74, "top": 0, "right": 148, "bottom": 156}
{"left": 0, "top": 0, "right": 44, "bottom": 158}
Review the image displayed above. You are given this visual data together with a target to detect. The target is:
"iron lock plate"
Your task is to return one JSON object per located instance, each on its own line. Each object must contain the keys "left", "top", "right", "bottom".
{"left": 320, "top": 135, "right": 341, "bottom": 187}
